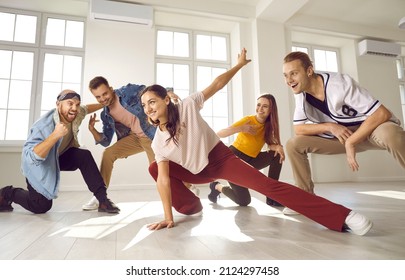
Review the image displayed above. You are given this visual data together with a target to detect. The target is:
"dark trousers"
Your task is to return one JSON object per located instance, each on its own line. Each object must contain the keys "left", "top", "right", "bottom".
{"left": 10, "top": 147, "right": 107, "bottom": 214}
{"left": 221, "top": 145, "right": 282, "bottom": 206}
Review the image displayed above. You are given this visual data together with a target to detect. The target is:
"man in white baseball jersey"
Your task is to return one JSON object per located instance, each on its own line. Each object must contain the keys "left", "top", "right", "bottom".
{"left": 282, "top": 51, "right": 405, "bottom": 198}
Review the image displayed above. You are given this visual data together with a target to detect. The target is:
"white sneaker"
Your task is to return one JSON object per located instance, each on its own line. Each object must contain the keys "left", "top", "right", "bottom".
{"left": 82, "top": 196, "right": 99, "bottom": 211}
{"left": 282, "top": 207, "right": 300, "bottom": 216}
{"left": 344, "top": 211, "right": 373, "bottom": 236}
{"left": 189, "top": 185, "right": 200, "bottom": 197}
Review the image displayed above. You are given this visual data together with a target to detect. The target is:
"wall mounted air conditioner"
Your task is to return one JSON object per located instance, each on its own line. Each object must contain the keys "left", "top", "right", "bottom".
{"left": 90, "top": 0, "right": 153, "bottom": 27}
{"left": 358, "top": 39, "right": 401, "bottom": 57}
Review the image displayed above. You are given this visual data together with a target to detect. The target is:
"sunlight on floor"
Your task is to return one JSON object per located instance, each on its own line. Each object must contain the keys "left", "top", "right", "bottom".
{"left": 49, "top": 197, "right": 302, "bottom": 250}
{"left": 358, "top": 190, "right": 405, "bottom": 200}
{"left": 49, "top": 201, "right": 160, "bottom": 239}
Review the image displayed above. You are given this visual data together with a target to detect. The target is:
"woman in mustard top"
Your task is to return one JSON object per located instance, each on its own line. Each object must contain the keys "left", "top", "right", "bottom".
{"left": 208, "top": 93, "right": 285, "bottom": 207}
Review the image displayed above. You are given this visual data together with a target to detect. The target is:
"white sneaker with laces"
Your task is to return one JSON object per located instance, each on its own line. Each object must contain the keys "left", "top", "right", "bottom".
{"left": 344, "top": 211, "right": 373, "bottom": 235}
{"left": 282, "top": 207, "right": 300, "bottom": 216}
{"left": 82, "top": 196, "right": 99, "bottom": 211}
{"left": 189, "top": 185, "right": 200, "bottom": 197}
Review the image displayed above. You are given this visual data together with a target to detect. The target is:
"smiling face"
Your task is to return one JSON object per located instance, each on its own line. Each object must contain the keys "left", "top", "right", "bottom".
{"left": 90, "top": 83, "right": 117, "bottom": 107}
{"left": 57, "top": 98, "right": 80, "bottom": 123}
{"left": 141, "top": 90, "right": 170, "bottom": 124}
{"left": 283, "top": 59, "right": 313, "bottom": 94}
{"left": 255, "top": 97, "right": 271, "bottom": 123}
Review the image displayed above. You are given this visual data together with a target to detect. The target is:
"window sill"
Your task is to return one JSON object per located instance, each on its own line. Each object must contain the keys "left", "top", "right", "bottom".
{"left": 0, "top": 142, "right": 24, "bottom": 153}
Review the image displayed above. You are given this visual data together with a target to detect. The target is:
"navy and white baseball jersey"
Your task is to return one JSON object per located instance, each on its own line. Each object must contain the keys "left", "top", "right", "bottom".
{"left": 293, "top": 72, "right": 400, "bottom": 138}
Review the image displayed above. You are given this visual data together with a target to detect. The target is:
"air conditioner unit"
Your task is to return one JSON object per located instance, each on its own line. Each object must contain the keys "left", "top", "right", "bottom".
{"left": 358, "top": 39, "right": 401, "bottom": 58}
{"left": 90, "top": 0, "right": 153, "bottom": 27}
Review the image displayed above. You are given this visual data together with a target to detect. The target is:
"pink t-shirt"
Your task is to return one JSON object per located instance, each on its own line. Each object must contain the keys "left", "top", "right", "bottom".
{"left": 152, "top": 91, "right": 220, "bottom": 174}
{"left": 108, "top": 95, "right": 146, "bottom": 137}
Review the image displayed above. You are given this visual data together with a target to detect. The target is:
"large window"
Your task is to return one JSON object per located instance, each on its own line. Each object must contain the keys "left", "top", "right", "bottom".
{"left": 0, "top": 8, "right": 85, "bottom": 144}
{"left": 155, "top": 28, "right": 230, "bottom": 133}
{"left": 292, "top": 44, "right": 339, "bottom": 73}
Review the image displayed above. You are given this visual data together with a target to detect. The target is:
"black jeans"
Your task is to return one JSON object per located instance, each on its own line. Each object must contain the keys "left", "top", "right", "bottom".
{"left": 221, "top": 145, "right": 282, "bottom": 206}
{"left": 10, "top": 147, "right": 107, "bottom": 214}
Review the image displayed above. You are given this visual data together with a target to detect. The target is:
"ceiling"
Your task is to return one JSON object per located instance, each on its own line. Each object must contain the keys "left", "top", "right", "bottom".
{"left": 125, "top": 0, "right": 405, "bottom": 41}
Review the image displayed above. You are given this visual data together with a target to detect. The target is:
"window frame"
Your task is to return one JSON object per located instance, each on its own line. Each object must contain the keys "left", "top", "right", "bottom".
{"left": 155, "top": 27, "right": 232, "bottom": 141}
{"left": 292, "top": 43, "right": 341, "bottom": 73}
{"left": 0, "top": 8, "right": 86, "bottom": 149}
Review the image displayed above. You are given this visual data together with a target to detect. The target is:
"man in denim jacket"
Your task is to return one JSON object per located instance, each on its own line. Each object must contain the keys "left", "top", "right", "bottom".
{"left": 0, "top": 90, "right": 120, "bottom": 214}
{"left": 82, "top": 77, "right": 157, "bottom": 210}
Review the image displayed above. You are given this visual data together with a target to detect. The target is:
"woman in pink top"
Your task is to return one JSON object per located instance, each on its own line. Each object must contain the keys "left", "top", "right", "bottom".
{"left": 140, "top": 48, "right": 372, "bottom": 236}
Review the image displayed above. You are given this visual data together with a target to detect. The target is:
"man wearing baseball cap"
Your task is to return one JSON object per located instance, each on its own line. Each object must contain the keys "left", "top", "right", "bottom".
{"left": 0, "top": 89, "right": 120, "bottom": 214}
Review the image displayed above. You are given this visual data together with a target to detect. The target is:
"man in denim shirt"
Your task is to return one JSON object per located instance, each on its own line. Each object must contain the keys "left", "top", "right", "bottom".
{"left": 82, "top": 77, "right": 157, "bottom": 210}
{"left": 0, "top": 90, "right": 120, "bottom": 214}
{"left": 83, "top": 77, "right": 199, "bottom": 210}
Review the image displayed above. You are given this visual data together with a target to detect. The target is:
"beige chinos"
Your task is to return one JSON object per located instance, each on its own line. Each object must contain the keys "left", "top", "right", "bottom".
{"left": 100, "top": 133, "right": 155, "bottom": 187}
{"left": 286, "top": 121, "right": 405, "bottom": 194}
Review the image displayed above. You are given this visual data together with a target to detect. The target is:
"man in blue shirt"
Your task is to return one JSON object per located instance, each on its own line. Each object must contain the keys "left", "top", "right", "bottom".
{"left": 0, "top": 90, "right": 120, "bottom": 214}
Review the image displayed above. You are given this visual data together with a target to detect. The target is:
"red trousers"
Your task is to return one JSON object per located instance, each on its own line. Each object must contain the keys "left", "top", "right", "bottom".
{"left": 148, "top": 141, "right": 351, "bottom": 232}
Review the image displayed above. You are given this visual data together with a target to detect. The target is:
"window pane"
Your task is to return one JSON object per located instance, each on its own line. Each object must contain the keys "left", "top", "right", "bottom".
{"left": 0, "top": 80, "right": 9, "bottom": 108}
{"left": 212, "top": 36, "right": 227, "bottom": 61}
{"left": 325, "top": 51, "right": 338, "bottom": 72}
{"left": 45, "top": 18, "right": 65, "bottom": 46}
{"left": 63, "top": 55, "right": 82, "bottom": 83}
{"left": 196, "top": 35, "right": 211, "bottom": 60}
{"left": 0, "top": 50, "right": 12, "bottom": 78}
{"left": 173, "top": 32, "right": 189, "bottom": 57}
{"left": 213, "top": 91, "right": 228, "bottom": 117}
{"left": 43, "top": 53, "right": 63, "bottom": 82}
{"left": 173, "top": 64, "right": 189, "bottom": 98}
{"left": 62, "top": 83, "right": 81, "bottom": 93}
{"left": 156, "top": 63, "right": 174, "bottom": 88}
{"left": 157, "top": 31, "right": 189, "bottom": 57}
{"left": 314, "top": 49, "right": 338, "bottom": 72}
{"left": 15, "top": 14, "right": 37, "bottom": 43}
{"left": 0, "top": 12, "right": 15, "bottom": 41}
{"left": 11, "top": 51, "right": 34, "bottom": 80}
{"left": 212, "top": 116, "right": 228, "bottom": 132}
{"left": 8, "top": 80, "right": 31, "bottom": 109}
{"left": 397, "top": 59, "right": 404, "bottom": 80}
{"left": 41, "top": 82, "right": 62, "bottom": 111}
{"left": 65, "top": 20, "right": 84, "bottom": 48}
{"left": 292, "top": 46, "right": 308, "bottom": 53}
{"left": 5, "top": 109, "right": 29, "bottom": 140}
{"left": 196, "top": 66, "right": 212, "bottom": 91}
{"left": 157, "top": 31, "right": 173, "bottom": 56}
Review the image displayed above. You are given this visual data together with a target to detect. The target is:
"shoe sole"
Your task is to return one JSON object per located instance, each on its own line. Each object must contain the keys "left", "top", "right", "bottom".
{"left": 349, "top": 221, "right": 373, "bottom": 236}
{"left": 98, "top": 209, "right": 120, "bottom": 214}
{"left": 282, "top": 209, "right": 301, "bottom": 216}
{"left": 82, "top": 206, "right": 99, "bottom": 211}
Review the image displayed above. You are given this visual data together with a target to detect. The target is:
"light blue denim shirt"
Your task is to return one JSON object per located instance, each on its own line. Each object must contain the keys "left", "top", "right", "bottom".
{"left": 21, "top": 106, "right": 87, "bottom": 199}
{"left": 96, "top": 83, "right": 156, "bottom": 147}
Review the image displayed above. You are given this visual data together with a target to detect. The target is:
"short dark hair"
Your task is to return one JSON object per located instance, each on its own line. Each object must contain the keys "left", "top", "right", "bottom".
{"left": 89, "top": 76, "right": 109, "bottom": 90}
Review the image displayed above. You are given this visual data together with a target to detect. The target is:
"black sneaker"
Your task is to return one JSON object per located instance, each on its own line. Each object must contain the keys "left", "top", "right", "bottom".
{"left": 98, "top": 198, "right": 120, "bottom": 214}
{"left": 266, "top": 197, "right": 283, "bottom": 207}
{"left": 208, "top": 181, "right": 220, "bottom": 203}
{"left": 0, "top": 186, "right": 14, "bottom": 212}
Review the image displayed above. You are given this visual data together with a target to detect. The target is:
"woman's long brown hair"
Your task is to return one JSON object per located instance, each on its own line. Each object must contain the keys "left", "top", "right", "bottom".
{"left": 258, "top": 93, "right": 281, "bottom": 146}
{"left": 141, "top": 84, "right": 180, "bottom": 145}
